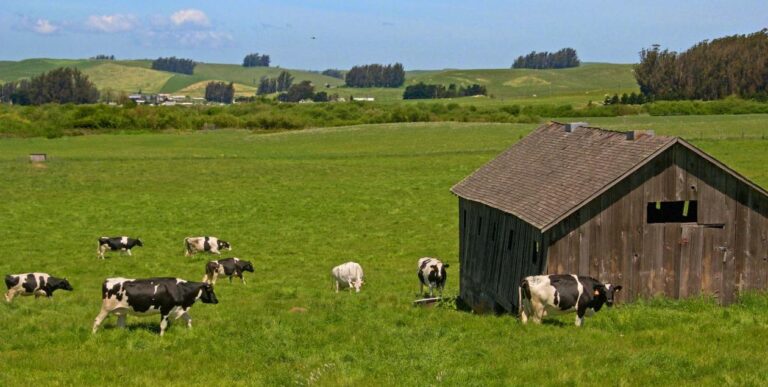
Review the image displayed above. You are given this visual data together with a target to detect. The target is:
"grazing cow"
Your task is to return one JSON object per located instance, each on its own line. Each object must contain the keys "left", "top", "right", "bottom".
{"left": 331, "top": 262, "right": 364, "bottom": 293}
{"left": 4, "top": 273, "right": 73, "bottom": 303}
{"left": 417, "top": 257, "right": 449, "bottom": 297}
{"left": 92, "top": 277, "right": 218, "bottom": 336}
{"left": 519, "top": 274, "right": 622, "bottom": 326}
{"left": 184, "top": 236, "right": 231, "bottom": 256}
{"left": 203, "top": 257, "right": 255, "bottom": 285}
{"left": 97, "top": 236, "right": 143, "bottom": 259}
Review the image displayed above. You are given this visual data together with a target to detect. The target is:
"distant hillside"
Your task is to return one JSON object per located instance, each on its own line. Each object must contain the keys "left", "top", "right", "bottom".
{"left": 0, "top": 59, "right": 638, "bottom": 105}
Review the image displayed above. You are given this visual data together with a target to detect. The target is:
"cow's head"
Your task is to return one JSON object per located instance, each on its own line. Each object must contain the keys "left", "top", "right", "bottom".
{"left": 135, "top": 239, "right": 144, "bottom": 247}
{"left": 430, "top": 262, "right": 449, "bottom": 280}
{"left": 239, "top": 260, "right": 255, "bottom": 273}
{"left": 352, "top": 278, "right": 364, "bottom": 293}
{"left": 51, "top": 277, "right": 74, "bottom": 292}
{"left": 593, "top": 283, "right": 622, "bottom": 308}
{"left": 199, "top": 283, "right": 219, "bottom": 304}
{"left": 218, "top": 240, "right": 232, "bottom": 251}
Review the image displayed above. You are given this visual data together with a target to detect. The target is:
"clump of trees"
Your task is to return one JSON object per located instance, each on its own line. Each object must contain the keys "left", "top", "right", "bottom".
{"left": 634, "top": 30, "right": 768, "bottom": 101}
{"left": 242, "top": 53, "right": 270, "bottom": 67}
{"left": 205, "top": 81, "right": 235, "bottom": 104}
{"left": 403, "top": 82, "right": 487, "bottom": 99}
{"left": 512, "top": 48, "right": 580, "bottom": 69}
{"left": 603, "top": 92, "right": 647, "bottom": 105}
{"left": 277, "top": 80, "right": 319, "bottom": 102}
{"left": 321, "top": 69, "right": 344, "bottom": 79}
{"left": 257, "top": 71, "right": 294, "bottom": 95}
{"left": 0, "top": 67, "right": 99, "bottom": 105}
{"left": 151, "top": 57, "right": 196, "bottom": 75}
{"left": 91, "top": 55, "right": 115, "bottom": 60}
{"left": 345, "top": 63, "right": 405, "bottom": 87}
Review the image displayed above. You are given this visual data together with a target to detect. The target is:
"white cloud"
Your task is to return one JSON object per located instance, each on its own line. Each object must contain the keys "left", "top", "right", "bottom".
{"left": 86, "top": 14, "right": 138, "bottom": 33}
{"left": 32, "top": 19, "right": 58, "bottom": 34}
{"left": 170, "top": 9, "right": 210, "bottom": 27}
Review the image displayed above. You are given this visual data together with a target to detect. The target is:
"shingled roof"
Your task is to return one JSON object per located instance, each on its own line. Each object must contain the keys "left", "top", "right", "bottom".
{"left": 452, "top": 122, "right": 695, "bottom": 231}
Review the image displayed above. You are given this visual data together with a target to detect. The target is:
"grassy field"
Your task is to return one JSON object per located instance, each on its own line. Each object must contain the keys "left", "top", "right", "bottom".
{"left": 1, "top": 118, "right": 767, "bottom": 385}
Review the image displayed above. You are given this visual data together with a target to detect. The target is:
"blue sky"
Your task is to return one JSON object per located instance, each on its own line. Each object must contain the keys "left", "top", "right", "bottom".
{"left": 1, "top": 1, "right": 766, "bottom": 70}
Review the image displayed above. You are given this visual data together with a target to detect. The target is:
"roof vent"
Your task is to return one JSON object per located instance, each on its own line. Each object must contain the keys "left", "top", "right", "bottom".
{"left": 626, "top": 130, "right": 655, "bottom": 140}
{"left": 565, "top": 122, "right": 587, "bottom": 133}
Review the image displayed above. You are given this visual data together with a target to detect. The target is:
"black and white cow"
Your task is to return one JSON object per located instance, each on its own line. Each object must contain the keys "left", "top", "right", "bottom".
{"left": 519, "top": 274, "right": 622, "bottom": 326}
{"left": 417, "top": 257, "right": 449, "bottom": 297}
{"left": 97, "top": 236, "right": 143, "bottom": 259}
{"left": 4, "top": 273, "right": 73, "bottom": 303}
{"left": 92, "top": 277, "right": 218, "bottom": 336}
{"left": 203, "top": 257, "right": 255, "bottom": 285}
{"left": 184, "top": 236, "right": 231, "bottom": 257}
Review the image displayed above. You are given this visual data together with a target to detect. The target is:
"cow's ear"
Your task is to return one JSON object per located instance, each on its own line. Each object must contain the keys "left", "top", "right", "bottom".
{"left": 614, "top": 286, "right": 623, "bottom": 292}
{"left": 443, "top": 263, "right": 450, "bottom": 268}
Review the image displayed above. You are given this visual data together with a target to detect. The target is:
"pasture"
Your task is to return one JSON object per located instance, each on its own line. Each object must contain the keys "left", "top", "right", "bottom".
{"left": 1, "top": 118, "right": 768, "bottom": 385}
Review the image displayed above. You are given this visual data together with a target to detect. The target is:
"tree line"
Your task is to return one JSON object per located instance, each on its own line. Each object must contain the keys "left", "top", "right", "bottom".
{"left": 0, "top": 67, "right": 99, "bottom": 105}
{"left": 634, "top": 30, "right": 768, "bottom": 100}
{"left": 276, "top": 81, "right": 330, "bottom": 103}
{"left": 257, "top": 71, "right": 294, "bottom": 95}
{"left": 321, "top": 69, "right": 344, "bottom": 79}
{"left": 205, "top": 82, "right": 235, "bottom": 103}
{"left": 512, "top": 48, "right": 580, "bottom": 69}
{"left": 91, "top": 55, "right": 115, "bottom": 60}
{"left": 152, "top": 57, "right": 196, "bottom": 75}
{"left": 242, "top": 53, "right": 270, "bottom": 67}
{"left": 344, "top": 63, "right": 405, "bottom": 88}
{"left": 603, "top": 92, "right": 648, "bottom": 106}
{"left": 403, "top": 82, "right": 487, "bottom": 99}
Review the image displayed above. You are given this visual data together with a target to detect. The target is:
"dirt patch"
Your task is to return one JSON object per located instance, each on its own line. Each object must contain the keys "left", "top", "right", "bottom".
{"left": 289, "top": 306, "right": 308, "bottom": 313}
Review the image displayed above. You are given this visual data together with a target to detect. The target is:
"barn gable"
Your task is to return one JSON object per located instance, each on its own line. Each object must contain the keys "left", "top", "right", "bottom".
{"left": 453, "top": 122, "right": 768, "bottom": 312}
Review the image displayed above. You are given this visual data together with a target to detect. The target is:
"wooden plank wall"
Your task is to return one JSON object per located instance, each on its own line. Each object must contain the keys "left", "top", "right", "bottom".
{"left": 543, "top": 144, "right": 768, "bottom": 304}
{"left": 458, "top": 198, "right": 542, "bottom": 312}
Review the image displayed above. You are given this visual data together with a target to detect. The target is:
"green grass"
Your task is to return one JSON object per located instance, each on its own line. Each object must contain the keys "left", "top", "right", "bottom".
{"left": 1, "top": 120, "right": 768, "bottom": 385}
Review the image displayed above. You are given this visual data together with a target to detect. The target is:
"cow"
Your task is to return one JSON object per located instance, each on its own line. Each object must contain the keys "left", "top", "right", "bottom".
{"left": 4, "top": 273, "right": 73, "bottom": 303}
{"left": 203, "top": 257, "right": 255, "bottom": 285}
{"left": 184, "top": 236, "right": 231, "bottom": 257}
{"left": 519, "top": 274, "right": 622, "bottom": 327}
{"left": 331, "top": 262, "right": 364, "bottom": 293}
{"left": 92, "top": 277, "right": 218, "bottom": 336}
{"left": 417, "top": 257, "right": 449, "bottom": 297}
{"left": 97, "top": 236, "right": 143, "bottom": 259}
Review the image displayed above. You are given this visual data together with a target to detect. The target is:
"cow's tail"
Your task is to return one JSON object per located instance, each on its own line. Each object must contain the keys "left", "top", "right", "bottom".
{"left": 518, "top": 278, "right": 531, "bottom": 318}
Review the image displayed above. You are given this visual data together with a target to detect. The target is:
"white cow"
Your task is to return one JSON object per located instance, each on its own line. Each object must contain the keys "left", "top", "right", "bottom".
{"left": 331, "top": 262, "right": 364, "bottom": 293}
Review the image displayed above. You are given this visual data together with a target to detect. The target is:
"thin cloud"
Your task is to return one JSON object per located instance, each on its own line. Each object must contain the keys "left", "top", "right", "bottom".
{"left": 16, "top": 17, "right": 60, "bottom": 35}
{"left": 85, "top": 14, "right": 138, "bottom": 33}
{"left": 170, "top": 9, "right": 210, "bottom": 27}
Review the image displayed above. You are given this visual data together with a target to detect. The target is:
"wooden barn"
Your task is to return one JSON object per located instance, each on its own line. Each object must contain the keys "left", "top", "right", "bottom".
{"left": 451, "top": 122, "right": 768, "bottom": 313}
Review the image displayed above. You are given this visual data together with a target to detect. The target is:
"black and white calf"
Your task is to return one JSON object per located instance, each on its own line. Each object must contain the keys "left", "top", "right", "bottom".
{"left": 519, "top": 274, "right": 622, "bottom": 326}
{"left": 97, "top": 236, "right": 143, "bottom": 259}
{"left": 417, "top": 257, "right": 449, "bottom": 297}
{"left": 92, "top": 277, "right": 218, "bottom": 336}
{"left": 203, "top": 257, "right": 255, "bottom": 285}
{"left": 4, "top": 273, "right": 73, "bottom": 303}
{"left": 184, "top": 236, "right": 231, "bottom": 257}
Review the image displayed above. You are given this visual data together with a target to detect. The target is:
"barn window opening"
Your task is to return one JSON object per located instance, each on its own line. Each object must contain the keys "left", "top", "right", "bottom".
{"left": 491, "top": 222, "right": 497, "bottom": 241}
{"left": 647, "top": 200, "right": 698, "bottom": 223}
{"left": 532, "top": 241, "right": 540, "bottom": 264}
{"left": 462, "top": 210, "right": 467, "bottom": 232}
{"left": 507, "top": 230, "right": 514, "bottom": 250}
{"left": 477, "top": 217, "right": 482, "bottom": 235}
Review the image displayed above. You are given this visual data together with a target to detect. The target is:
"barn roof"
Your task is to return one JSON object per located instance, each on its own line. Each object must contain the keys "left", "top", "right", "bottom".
{"left": 451, "top": 122, "right": 768, "bottom": 232}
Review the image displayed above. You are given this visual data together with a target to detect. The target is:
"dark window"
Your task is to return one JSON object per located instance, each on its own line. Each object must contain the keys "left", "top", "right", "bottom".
{"left": 477, "top": 217, "right": 482, "bottom": 235}
{"left": 507, "top": 230, "right": 514, "bottom": 250}
{"left": 532, "top": 241, "right": 539, "bottom": 264}
{"left": 647, "top": 200, "right": 698, "bottom": 223}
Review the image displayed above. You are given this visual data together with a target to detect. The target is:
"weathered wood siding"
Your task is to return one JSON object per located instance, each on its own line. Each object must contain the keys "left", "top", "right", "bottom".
{"left": 544, "top": 143, "right": 768, "bottom": 304}
{"left": 458, "top": 198, "right": 544, "bottom": 312}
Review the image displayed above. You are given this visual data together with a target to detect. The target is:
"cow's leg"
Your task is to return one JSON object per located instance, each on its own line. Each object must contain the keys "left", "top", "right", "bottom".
{"left": 335, "top": 281, "right": 340, "bottom": 293}
{"left": 419, "top": 282, "right": 424, "bottom": 296}
{"left": 229, "top": 275, "right": 233, "bottom": 284}
{"left": 5, "top": 288, "right": 20, "bottom": 303}
{"left": 211, "top": 272, "right": 218, "bottom": 285}
{"left": 92, "top": 309, "right": 111, "bottom": 333}
{"left": 240, "top": 274, "right": 246, "bottom": 285}
{"left": 159, "top": 314, "right": 170, "bottom": 336}
{"left": 126, "top": 249, "right": 132, "bottom": 256}
{"left": 116, "top": 314, "right": 127, "bottom": 329}
{"left": 531, "top": 300, "right": 544, "bottom": 324}
{"left": 575, "top": 308, "right": 586, "bottom": 327}
{"left": 176, "top": 311, "right": 192, "bottom": 328}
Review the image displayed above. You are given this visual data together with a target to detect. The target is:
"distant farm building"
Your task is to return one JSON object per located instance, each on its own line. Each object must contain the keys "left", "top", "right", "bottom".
{"left": 451, "top": 122, "right": 768, "bottom": 313}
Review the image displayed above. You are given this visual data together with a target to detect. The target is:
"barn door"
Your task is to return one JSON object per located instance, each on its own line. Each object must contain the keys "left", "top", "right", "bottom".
{"left": 678, "top": 225, "right": 704, "bottom": 298}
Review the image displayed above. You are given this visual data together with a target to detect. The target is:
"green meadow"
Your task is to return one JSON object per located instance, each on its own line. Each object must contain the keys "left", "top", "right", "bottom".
{"left": 1, "top": 118, "right": 768, "bottom": 385}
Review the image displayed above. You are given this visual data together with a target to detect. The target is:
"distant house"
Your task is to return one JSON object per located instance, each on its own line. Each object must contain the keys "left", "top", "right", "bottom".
{"left": 451, "top": 122, "right": 768, "bottom": 313}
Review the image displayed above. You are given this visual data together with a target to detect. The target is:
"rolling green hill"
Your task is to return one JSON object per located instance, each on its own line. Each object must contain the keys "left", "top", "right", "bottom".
{"left": 0, "top": 59, "right": 639, "bottom": 105}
